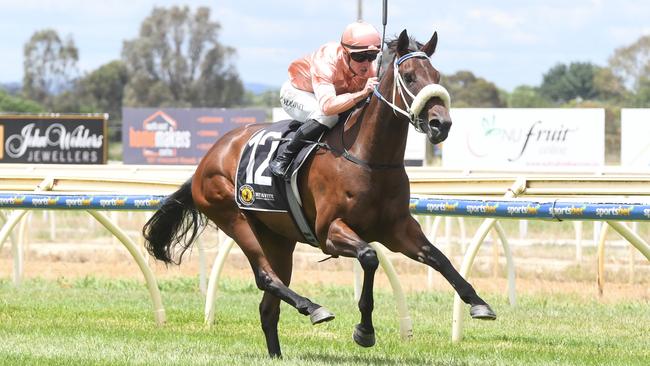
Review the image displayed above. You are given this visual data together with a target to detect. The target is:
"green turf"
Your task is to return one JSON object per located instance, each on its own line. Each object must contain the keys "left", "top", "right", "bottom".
{"left": 0, "top": 277, "right": 648, "bottom": 365}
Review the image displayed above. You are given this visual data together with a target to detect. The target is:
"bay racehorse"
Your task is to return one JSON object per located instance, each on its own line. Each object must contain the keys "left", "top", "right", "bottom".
{"left": 143, "top": 29, "right": 495, "bottom": 358}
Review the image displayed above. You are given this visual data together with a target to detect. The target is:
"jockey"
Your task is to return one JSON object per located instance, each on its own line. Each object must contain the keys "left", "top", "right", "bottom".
{"left": 269, "top": 20, "right": 381, "bottom": 177}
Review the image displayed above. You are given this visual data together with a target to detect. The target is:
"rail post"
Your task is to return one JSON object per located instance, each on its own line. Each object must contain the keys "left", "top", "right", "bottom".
{"left": 204, "top": 235, "right": 235, "bottom": 326}
{"left": 451, "top": 177, "right": 526, "bottom": 343}
{"left": 87, "top": 210, "right": 166, "bottom": 326}
{"left": 1, "top": 178, "right": 54, "bottom": 286}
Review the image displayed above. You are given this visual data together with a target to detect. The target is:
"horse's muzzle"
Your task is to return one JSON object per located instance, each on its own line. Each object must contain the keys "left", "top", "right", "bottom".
{"left": 426, "top": 118, "right": 451, "bottom": 145}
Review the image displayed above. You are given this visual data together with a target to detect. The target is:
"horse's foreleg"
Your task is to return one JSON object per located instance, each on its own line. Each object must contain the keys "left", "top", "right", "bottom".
{"left": 259, "top": 292, "right": 281, "bottom": 358}
{"left": 326, "top": 218, "right": 379, "bottom": 347}
{"left": 388, "top": 216, "right": 496, "bottom": 320}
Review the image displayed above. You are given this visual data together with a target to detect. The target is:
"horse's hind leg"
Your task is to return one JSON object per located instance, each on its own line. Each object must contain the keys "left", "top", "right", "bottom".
{"left": 387, "top": 216, "right": 496, "bottom": 320}
{"left": 325, "top": 219, "right": 379, "bottom": 347}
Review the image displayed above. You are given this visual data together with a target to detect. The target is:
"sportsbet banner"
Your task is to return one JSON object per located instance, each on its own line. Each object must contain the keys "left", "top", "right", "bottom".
{"left": 122, "top": 108, "right": 266, "bottom": 165}
{"left": 442, "top": 108, "right": 605, "bottom": 168}
{"left": 0, "top": 114, "right": 107, "bottom": 164}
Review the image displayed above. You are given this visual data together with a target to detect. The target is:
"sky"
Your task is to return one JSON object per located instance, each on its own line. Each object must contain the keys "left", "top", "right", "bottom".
{"left": 1, "top": 0, "right": 649, "bottom": 92}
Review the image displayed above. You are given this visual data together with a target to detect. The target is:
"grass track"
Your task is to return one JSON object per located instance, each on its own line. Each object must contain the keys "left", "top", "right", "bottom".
{"left": 1, "top": 277, "right": 648, "bottom": 365}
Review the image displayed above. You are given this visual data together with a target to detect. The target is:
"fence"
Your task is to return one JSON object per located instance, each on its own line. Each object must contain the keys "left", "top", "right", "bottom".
{"left": 1, "top": 164, "right": 650, "bottom": 342}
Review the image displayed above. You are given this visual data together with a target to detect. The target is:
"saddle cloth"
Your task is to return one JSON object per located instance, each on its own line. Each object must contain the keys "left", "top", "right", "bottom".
{"left": 235, "top": 120, "right": 314, "bottom": 210}
{"left": 235, "top": 120, "right": 323, "bottom": 245}
{"left": 234, "top": 109, "right": 354, "bottom": 209}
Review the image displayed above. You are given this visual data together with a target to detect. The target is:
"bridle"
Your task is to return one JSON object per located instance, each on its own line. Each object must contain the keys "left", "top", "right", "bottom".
{"left": 372, "top": 51, "right": 451, "bottom": 133}
{"left": 325, "top": 50, "right": 452, "bottom": 170}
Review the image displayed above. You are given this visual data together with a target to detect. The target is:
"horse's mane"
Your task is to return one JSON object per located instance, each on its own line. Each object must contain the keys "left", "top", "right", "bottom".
{"left": 384, "top": 35, "right": 423, "bottom": 53}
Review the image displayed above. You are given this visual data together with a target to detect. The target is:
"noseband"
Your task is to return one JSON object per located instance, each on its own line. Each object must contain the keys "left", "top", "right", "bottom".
{"left": 373, "top": 51, "right": 451, "bottom": 133}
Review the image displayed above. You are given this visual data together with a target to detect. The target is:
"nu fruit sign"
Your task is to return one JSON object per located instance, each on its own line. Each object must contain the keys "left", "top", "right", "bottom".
{"left": 442, "top": 108, "right": 604, "bottom": 168}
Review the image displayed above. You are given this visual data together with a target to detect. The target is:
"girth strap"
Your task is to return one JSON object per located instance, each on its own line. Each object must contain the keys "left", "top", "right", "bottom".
{"left": 314, "top": 141, "right": 403, "bottom": 170}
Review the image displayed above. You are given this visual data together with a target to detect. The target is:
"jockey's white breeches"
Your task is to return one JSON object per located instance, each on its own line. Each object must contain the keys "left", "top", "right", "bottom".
{"left": 279, "top": 81, "right": 338, "bottom": 128}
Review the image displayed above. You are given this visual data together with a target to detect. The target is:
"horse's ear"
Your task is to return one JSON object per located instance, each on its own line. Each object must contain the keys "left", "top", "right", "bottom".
{"left": 421, "top": 31, "right": 438, "bottom": 57}
{"left": 397, "top": 29, "right": 409, "bottom": 57}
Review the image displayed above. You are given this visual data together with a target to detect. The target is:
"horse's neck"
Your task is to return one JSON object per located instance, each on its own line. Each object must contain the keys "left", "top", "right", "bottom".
{"left": 348, "top": 75, "right": 409, "bottom": 165}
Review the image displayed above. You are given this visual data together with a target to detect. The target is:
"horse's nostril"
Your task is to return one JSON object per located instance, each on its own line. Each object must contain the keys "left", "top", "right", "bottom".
{"left": 431, "top": 118, "right": 451, "bottom": 131}
{"left": 426, "top": 117, "right": 451, "bottom": 145}
{"left": 429, "top": 119, "right": 442, "bottom": 130}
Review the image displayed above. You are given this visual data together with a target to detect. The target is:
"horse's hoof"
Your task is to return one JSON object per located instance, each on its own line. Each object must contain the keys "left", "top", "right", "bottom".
{"left": 310, "top": 306, "right": 335, "bottom": 325}
{"left": 470, "top": 304, "right": 497, "bottom": 320}
{"left": 353, "top": 324, "right": 376, "bottom": 347}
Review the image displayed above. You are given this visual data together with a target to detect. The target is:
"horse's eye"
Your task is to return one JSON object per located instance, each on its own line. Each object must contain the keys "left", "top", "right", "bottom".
{"left": 403, "top": 73, "right": 415, "bottom": 84}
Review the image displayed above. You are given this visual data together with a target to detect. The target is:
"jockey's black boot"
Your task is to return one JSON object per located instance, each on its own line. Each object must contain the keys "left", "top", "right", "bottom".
{"left": 269, "top": 119, "right": 328, "bottom": 178}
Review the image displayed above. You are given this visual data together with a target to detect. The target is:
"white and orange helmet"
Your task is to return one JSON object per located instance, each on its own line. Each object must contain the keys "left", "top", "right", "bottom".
{"left": 340, "top": 21, "right": 381, "bottom": 53}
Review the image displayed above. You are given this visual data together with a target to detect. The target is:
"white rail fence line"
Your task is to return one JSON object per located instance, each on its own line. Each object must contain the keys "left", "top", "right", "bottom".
{"left": 0, "top": 189, "right": 414, "bottom": 339}
{"left": 0, "top": 189, "right": 168, "bottom": 325}
{"left": 2, "top": 165, "right": 650, "bottom": 343}
{"left": 409, "top": 178, "right": 650, "bottom": 341}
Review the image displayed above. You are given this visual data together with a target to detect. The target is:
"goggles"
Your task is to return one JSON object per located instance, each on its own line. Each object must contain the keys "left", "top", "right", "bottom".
{"left": 349, "top": 51, "right": 378, "bottom": 63}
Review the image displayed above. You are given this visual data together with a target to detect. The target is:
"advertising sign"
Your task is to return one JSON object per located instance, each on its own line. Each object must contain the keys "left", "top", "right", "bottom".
{"left": 122, "top": 108, "right": 266, "bottom": 165}
{"left": 442, "top": 108, "right": 605, "bottom": 168}
{"left": 0, "top": 114, "right": 107, "bottom": 164}
{"left": 621, "top": 108, "right": 650, "bottom": 167}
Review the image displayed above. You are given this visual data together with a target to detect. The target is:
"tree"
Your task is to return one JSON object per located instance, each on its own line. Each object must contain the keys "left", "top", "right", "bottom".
{"left": 77, "top": 60, "right": 128, "bottom": 120}
{"left": 74, "top": 60, "right": 129, "bottom": 141}
{"left": 22, "top": 29, "right": 79, "bottom": 109}
{"left": 539, "top": 63, "right": 568, "bottom": 102}
{"left": 121, "top": 6, "right": 243, "bottom": 107}
{"left": 539, "top": 62, "right": 598, "bottom": 103}
{"left": 628, "top": 76, "right": 650, "bottom": 107}
{"left": 592, "top": 67, "right": 628, "bottom": 102}
{"left": 0, "top": 89, "right": 45, "bottom": 113}
{"left": 441, "top": 71, "right": 505, "bottom": 107}
{"left": 608, "top": 35, "right": 650, "bottom": 92}
{"left": 507, "top": 85, "right": 551, "bottom": 107}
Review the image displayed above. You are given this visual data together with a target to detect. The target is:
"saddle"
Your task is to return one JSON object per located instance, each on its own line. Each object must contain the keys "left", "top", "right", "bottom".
{"left": 235, "top": 119, "right": 324, "bottom": 246}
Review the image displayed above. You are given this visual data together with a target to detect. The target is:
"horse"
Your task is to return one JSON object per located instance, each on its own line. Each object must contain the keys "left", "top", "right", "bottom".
{"left": 143, "top": 29, "right": 496, "bottom": 358}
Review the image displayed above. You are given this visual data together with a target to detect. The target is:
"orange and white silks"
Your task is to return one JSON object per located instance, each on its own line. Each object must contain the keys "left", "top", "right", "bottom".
{"left": 285, "top": 42, "right": 376, "bottom": 124}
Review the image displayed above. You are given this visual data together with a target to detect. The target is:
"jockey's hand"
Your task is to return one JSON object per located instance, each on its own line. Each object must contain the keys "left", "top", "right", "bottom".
{"left": 363, "top": 77, "right": 379, "bottom": 95}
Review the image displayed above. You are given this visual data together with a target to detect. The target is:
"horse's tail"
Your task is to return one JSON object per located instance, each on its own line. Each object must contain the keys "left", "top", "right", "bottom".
{"left": 143, "top": 178, "right": 207, "bottom": 264}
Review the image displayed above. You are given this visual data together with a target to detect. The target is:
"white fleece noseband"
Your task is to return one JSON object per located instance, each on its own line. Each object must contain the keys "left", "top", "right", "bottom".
{"left": 409, "top": 84, "right": 451, "bottom": 117}
{"left": 373, "top": 51, "right": 451, "bottom": 133}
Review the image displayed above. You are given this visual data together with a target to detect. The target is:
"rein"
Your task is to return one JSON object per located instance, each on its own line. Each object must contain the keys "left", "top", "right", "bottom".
{"left": 317, "top": 105, "right": 404, "bottom": 170}
{"left": 338, "top": 106, "right": 403, "bottom": 169}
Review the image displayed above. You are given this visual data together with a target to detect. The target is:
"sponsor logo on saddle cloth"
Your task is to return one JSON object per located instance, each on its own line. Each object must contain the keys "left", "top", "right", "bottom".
{"left": 235, "top": 120, "right": 319, "bottom": 212}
